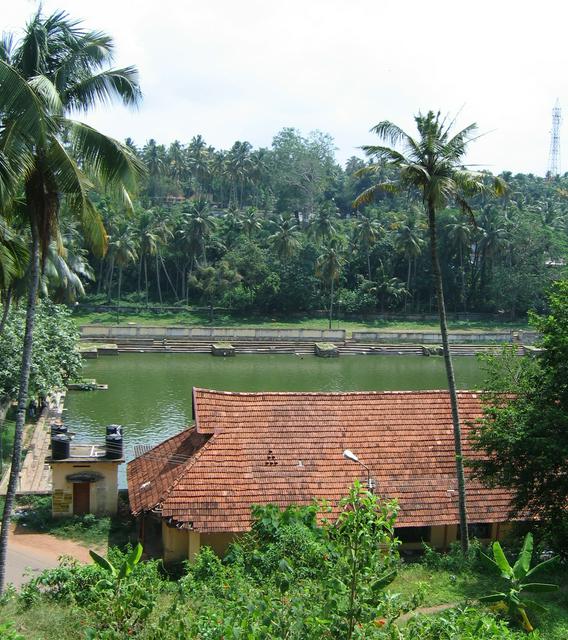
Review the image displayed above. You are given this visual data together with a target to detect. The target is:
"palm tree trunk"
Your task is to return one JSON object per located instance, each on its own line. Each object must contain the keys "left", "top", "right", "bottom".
{"left": 0, "top": 287, "right": 12, "bottom": 335}
{"left": 155, "top": 253, "right": 163, "bottom": 305}
{"left": 137, "top": 253, "right": 143, "bottom": 296}
{"left": 328, "top": 278, "right": 334, "bottom": 330}
{"left": 160, "top": 252, "right": 178, "bottom": 300}
{"left": 106, "top": 256, "right": 115, "bottom": 302}
{"left": 0, "top": 219, "right": 40, "bottom": 593}
{"left": 405, "top": 258, "right": 412, "bottom": 313}
{"left": 96, "top": 258, "right": 104, "bottom": 295}
{"left": 427, "top": 201, "right": 469, "bottom": 553}
{"left": 367, "top": 251, "right": 372, "bottom": 280}
{"left": 144, "top": 257, "right": 149, "bottom": 307}
{"left": 117, "top": 266, "right": 123, "bottom": 313}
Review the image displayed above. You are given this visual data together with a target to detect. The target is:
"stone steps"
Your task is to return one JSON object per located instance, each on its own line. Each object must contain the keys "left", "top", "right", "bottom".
{"left": 81, "top": 336, "right": 521, "bottom": 357}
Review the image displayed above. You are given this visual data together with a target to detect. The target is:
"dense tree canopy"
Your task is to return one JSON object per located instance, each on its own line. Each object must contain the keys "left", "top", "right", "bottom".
{"left": 71, "top": 129, "right": 568, "bottom": 319}
{"left": 472, "top": 280, "right": 568, "bottom": 553}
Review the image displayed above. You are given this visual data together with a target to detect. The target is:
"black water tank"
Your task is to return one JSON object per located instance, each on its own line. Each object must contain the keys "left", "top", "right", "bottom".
{"left": 51, "top": 434, "right": 71, "bottom": 460}
{"left": 106, "top": 424, "right": 122, "bottom": 437}
{"left": 106, "top": 432, "right": 123, "bottom": 459}
{"left": 50, "top": 422, "right": 67, "bottom": 436}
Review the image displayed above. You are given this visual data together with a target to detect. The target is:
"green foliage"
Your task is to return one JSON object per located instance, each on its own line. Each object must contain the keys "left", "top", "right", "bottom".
{"left": 394, "top": 606, "right": 539, "bottom": 640}
{"left": 329, "top": 482, "right": 400, "bottom": 638}
{"left": 7, "top": 491, "right": 568, "bottom": 639}
{"left": 0, "top": 621, "right": 25, "bottom": 640}
{"left": 473, "top": 281, "right": 568, "bottom": 552}
{"left": 77, "top": 128, "right": 568, "bottom": 320}
{"left": 422, "top": 539, "right": 487, "bottom": 574}
{"left": 0, "top": 300, "right": 82, "bottom": 402}
{"left": 479, "top": 533, "right": 559, "bottom": 631}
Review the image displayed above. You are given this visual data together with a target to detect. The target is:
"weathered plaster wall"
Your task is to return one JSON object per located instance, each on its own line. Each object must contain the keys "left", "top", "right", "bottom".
{"left": 51, "top": 461, "right": 120, "bottom": 517}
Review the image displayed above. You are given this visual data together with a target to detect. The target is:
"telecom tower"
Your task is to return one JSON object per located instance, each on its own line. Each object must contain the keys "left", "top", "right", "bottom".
{"left": 547, "top": 99, "right": 562, "bottom": 177}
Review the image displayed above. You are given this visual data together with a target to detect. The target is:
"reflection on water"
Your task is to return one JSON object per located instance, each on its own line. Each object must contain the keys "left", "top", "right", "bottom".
{"left": 64, "top": 353, "right": 483, "bottom": 486}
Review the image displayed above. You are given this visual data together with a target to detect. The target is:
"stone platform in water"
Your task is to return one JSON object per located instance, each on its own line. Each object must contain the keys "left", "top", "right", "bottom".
{"left": 211, "top": 343, "right": 236, "bottom": 356}
{"left": 314, "top": 342, "right": 339, "bottom": 357}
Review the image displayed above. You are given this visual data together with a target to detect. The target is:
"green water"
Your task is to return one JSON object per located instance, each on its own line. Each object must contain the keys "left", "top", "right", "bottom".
{"left": 64, "top": 353, "right": 483, "bottom": 486}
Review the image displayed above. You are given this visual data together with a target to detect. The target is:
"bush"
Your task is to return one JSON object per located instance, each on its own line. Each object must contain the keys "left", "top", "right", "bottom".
{"left": 422, "top": 539, "right": 487, "bottom": 573}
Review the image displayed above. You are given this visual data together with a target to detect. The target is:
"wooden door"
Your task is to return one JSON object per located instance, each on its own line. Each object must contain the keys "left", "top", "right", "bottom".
{"left": 73, "top": 482, "right": 90, "bottom": 515}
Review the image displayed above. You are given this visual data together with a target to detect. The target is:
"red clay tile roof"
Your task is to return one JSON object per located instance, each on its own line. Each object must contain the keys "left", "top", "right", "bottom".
{"left": 128, "top": 426, "right": 210, "bottom": 516}
{"left": 127, "top": 388, "right": 513, "bottom": 533}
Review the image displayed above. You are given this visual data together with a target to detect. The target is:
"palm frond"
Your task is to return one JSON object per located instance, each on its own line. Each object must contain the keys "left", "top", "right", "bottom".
{"left": 0, "top": 60, "right": 56, "bottom": 147}
{"left": 353, "top": 182, "right": 399, "bottom": 208}
{"left": 64, "top": 67, "right": 141, "bottom": 111}
{"left": 68, "top": 120, "right": 145, "bottom": 201}
{"left": 28, "top": 74, "right": 63, "bottom": 114}
{"left": 360, "top": 145, "right": 408, "bottom": 165}
{"left": 47, "top": 137, "right": 107, "bottom": 256}
{"left": 370, "top": 121, "right": 411, "bottom": 147}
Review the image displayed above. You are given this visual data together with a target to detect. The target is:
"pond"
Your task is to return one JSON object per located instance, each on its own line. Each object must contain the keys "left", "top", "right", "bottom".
{"left": 64, "top": 353, "right": 484, "bottom": 486}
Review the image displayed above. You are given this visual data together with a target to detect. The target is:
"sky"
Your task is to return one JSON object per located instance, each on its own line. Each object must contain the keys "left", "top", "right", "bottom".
{"left": 4, "top": 0, "right": 568, "bottom": 175}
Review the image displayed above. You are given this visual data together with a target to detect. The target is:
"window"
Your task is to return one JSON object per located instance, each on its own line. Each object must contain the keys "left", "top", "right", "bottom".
{"left": 395, "top": 526, "right": 431, "bottom": 543}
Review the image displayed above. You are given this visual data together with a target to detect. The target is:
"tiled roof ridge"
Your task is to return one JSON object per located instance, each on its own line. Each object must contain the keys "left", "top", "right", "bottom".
{"left": 159, "top": 433, "right": 220, "bottom": 509}
{"left": 193, "top": 387, "right": 483, "bottom": 398}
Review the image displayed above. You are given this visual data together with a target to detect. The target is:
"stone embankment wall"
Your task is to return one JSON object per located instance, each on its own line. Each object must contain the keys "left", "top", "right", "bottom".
{"left": 80, "top": 325, "right": 538, "bottom": 345}
{"left": 81, "top": 325, "right": 346, "bottom": 341}
{"left": 351, "top": 330, "right": 539, "bottom": 345}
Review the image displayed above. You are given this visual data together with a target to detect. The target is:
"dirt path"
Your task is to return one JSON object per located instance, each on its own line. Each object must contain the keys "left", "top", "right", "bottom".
{"left": 6, "top": 525, "right": 102, "bottom": 589}
{"left": 398, "top": 602, "right": 457, "bottom": 624}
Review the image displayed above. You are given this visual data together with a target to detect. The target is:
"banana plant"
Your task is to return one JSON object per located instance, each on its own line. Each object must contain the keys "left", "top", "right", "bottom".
{"left": 479, "top": 532, "right": 558, "bottom": 632}
{"left": 89, "top": 543, "right": 143, "bottom": 589}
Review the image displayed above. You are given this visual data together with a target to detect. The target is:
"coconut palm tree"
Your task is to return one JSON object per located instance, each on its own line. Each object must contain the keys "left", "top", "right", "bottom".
{"left": 394, "top": 210, "right": 425, "bottom": 311}
{"left": 445, "top": 212, "right": 472, "bottom": 311}
{"left": 352, "top": 211, "right": 382, "bottom": 279}
{"left": 316, "top": 239, "right": 345, "bottom": 329}
{"left": 108, "top": 222, "right": 138, "bottom": 310}
{"left": 0, "top": 9, "right": 143, "bottom": 592}
{"left": 179, "top": 200, "right": 217, "bottom": 270}
{"left": 268, "top": 215, "right": 302, "bottom": 260}
{"left": 309, "top": 202, "right": 339, "bottom": 243}
{"left": 354, "top": 111, "right": 506, "bottom": 552}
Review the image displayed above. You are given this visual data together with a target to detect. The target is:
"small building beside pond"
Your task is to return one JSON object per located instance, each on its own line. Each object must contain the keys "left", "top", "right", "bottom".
{"left": 49, "top": 426, "right": 124, "bottom": 517}
{"left": 127, "top": 388, "right": 514, "bottom": 563}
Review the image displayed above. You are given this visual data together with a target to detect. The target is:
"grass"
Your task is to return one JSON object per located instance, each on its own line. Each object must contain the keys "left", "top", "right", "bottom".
{"left": 0, "top": 602, "right": 83, "bottom": 640}
{"left": 72, "top": 308, "right": 530, "bottom": 334}
{"left": 390, "top": 561, "right": 568, "bottom": 639}
{"left": 14, "top": 495, "right": 137, "bottom": 549}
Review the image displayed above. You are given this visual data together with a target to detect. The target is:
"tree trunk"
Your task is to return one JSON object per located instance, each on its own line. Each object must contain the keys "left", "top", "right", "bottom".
{"left": 137, "top": 253, "right": 143, "bottom": 296}
{"left": 160, "top": 252, "right": 178, "bottom": 300}
{"left": 367, "top": 251, "right": 371, "bottom": 280}
{"left": 405, "top": 257, "right": 412, "bottom": 313}
{"left": 155, "top": 253, "right": 162, "bottom": 305}
{"left": 0, "top": 287, "right": 12, "bottom": 335}
{"left": 117, "top": 266, "right": 123, "bottom": 322}
{"left": 96, "top": 258, "right": 104, "bottom": 295}
{"left": 105, "top": 255, "right": 115, "bottom": 302}
{"left": 328, "top": 278, "right": 334, "bottom": 330}
{"left": 427, "top": 201, "right": 469, "bottom": 553}
{"left": 144, "top": 257, "right": 149, "bottom": 307}
{"left": 0, "top": 219, "right": 40, "bottom": 593}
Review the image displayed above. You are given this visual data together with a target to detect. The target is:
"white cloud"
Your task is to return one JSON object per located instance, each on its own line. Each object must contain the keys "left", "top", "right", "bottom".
{"left": 4, "top": 0, "right": 568, "bottom": 174}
